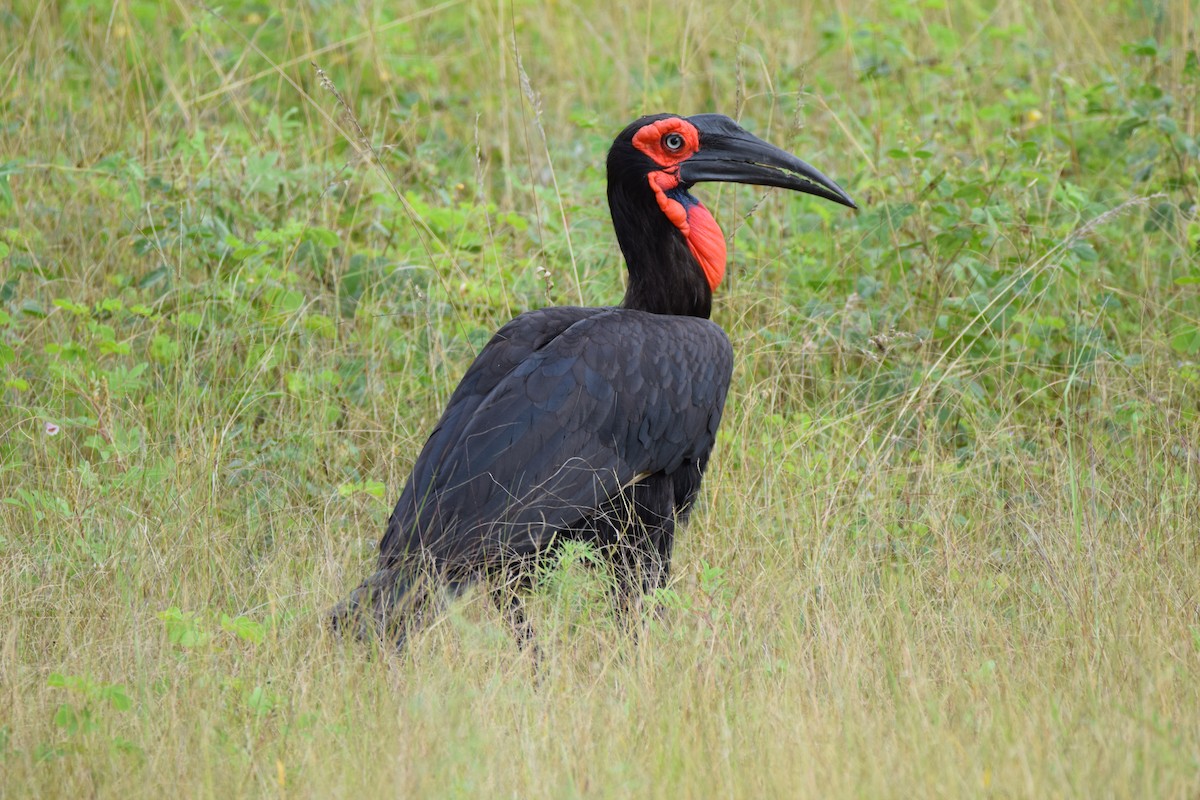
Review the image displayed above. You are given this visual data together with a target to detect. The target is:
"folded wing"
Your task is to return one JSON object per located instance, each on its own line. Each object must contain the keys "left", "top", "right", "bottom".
{"left": 379, "top": 307, "right": 733, "bottom": 572}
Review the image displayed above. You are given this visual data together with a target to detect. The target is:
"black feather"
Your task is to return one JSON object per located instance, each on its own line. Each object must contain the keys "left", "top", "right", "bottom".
{"left": 329, "top": 112, "right": 839, "bottom": 648}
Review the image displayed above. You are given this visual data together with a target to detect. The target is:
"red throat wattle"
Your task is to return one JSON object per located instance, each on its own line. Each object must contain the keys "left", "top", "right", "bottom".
{"left": 631, "top": 117, "right": 727, "bottom": 292}
{"left": 646, "top": 170, "right": 727, "bottom": 291}
{"left": 680, "top": 200, "right": 726, "bottom": 291}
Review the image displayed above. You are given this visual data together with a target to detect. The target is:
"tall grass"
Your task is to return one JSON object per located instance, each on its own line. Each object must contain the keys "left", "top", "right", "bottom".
{"left": 1, "top": 0, "right": 1198, "bottom": 796}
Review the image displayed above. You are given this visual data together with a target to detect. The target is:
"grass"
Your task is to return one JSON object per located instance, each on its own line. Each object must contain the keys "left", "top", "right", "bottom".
{"left": 2, "top": 0, "right": 1199, "bottom": 796}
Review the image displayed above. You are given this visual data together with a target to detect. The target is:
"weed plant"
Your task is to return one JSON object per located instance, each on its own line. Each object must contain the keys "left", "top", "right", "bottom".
{"left": 1, "top": 0, "right": 1198, "bottom": 796}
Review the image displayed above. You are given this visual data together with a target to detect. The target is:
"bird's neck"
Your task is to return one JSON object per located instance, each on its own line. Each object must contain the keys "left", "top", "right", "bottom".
{"left": 619, "top": 234, "right": 714, "bottom": 318}
{"left": 609, "top": 182, "right": 718, "bottom": 319}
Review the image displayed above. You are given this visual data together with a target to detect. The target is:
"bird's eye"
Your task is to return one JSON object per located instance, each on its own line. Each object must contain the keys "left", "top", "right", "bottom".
{"left": 662, "top": 132, "right": 685, "bottom": 152}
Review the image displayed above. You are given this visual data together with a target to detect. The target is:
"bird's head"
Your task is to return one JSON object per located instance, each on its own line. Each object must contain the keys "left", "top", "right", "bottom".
{"left": 607, "top": 113, "right": 855, "bottom": 295}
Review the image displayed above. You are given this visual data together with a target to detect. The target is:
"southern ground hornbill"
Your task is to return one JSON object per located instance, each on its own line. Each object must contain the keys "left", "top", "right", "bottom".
{"left": 331, "top": 113, "right": 855, "bottom": 647}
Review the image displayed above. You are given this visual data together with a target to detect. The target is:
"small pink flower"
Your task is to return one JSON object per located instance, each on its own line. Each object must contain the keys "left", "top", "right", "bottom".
{"left": 44, "top": 422, "right": 60, "bottom": 436}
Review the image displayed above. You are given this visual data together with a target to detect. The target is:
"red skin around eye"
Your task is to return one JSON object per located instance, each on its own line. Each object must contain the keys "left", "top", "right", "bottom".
{"left": 637, "top": 119, "right": 727, "bottom": 291}
{"left": 631, "top": 118, "right": 700, "bottom": 167}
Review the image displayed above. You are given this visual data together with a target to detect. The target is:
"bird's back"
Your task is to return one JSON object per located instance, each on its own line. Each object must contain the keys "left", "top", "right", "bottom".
{"left": 379, "top": 305, "right": 733, "bottom": 575}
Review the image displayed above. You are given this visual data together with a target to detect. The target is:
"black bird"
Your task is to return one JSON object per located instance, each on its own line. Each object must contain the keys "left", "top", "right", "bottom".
{"left": 331, "top": 113, "right": 855, "bottom": 646}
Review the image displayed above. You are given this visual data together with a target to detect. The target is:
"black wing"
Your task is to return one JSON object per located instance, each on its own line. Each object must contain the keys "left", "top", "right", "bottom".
{"left": 379, "top": 307, "right": 733, "bottom": 572}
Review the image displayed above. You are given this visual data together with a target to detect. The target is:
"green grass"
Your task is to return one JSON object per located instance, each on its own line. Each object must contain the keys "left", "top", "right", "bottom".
{"left": 2, "top": 0, "right": 1199, "bottom": 796}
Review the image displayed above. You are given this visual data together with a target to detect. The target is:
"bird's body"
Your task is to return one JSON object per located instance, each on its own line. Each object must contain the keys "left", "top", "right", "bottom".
{"left": 331, "top": 113, "right": 854, "bottom": 646}
{"left": 379, "top": 307, "right": 732, "bottom": 572}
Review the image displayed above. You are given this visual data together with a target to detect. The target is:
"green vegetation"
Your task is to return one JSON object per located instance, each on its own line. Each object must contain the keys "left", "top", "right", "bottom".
{"left": 2, "top": 0, "right": 1198, "bottom": 795}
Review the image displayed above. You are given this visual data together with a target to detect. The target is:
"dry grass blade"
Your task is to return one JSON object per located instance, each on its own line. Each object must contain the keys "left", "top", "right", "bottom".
{"left": 2, "top": 2, "right": 1198, "bottom": 798}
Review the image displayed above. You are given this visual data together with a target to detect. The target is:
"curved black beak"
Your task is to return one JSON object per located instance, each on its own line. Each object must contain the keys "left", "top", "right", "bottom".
{"left": 679, "top": 114, "right": 857, "bottom": 209}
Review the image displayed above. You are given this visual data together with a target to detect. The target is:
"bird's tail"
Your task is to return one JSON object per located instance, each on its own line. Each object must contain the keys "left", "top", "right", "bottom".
{"left": 328, "top": 567, "right": 432, "bottom": 649}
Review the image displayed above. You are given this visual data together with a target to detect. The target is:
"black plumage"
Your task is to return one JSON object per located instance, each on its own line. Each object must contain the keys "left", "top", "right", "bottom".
{"left": 330, "top": 113, "right": 855, "bottom": 647}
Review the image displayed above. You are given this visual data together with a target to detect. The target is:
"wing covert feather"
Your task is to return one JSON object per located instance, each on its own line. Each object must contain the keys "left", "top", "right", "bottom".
{"left": 380, "top": 308, "right": 733, "bottom": 571}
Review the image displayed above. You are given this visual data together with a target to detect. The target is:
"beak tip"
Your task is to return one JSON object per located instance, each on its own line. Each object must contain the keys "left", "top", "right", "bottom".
{"left": 823, "top": 187, "right": 857, "bottom": 210}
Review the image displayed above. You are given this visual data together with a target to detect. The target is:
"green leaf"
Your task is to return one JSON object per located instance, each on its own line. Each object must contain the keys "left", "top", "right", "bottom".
{"left": 265, "top": 287, "right": 305, "bottom": 317}
{"left": 220, "top": 614, "right": 266, "bottom": 645}
{"left": 149, "top": 334, "right": 180, "bottom": 364}
{"left": 138, "top": 266, "right": 168, "bottom": 289}
{"left": 1144, "top": 202, "right": 1176, "bottom": 233}
{"left": 104, "top": 362, "right": 148, "bottom": 396}
{"left": 158, "top": 607, "right": 210, "bottom": 648}
{"left": 20, "top": 300, "right": 46, "bottom": 318}
{"left": 53, "top": 704, "right": 80, "bottom": 735}
{"left": 337, "top": 479, "right": 387, "bottom": 499}
{"left": 336, "top": 482, "right": 386, "bottom": 501}
{"left": 1068, "top": 241, "right": 1098, "bottom": 262}
{"left": 111, "top": 736, "right": 144, "bottom": 757}
{"left": 285, "top": 371, "right": 309, "bottom": 394}
{"left": 245, "top": 686, "right": 276, "bottom": 715}
{"left": 53, "top": 298, "right": 90, "bottom": 316}
{"left": 101, "top": 685, "right": 132, "bottom": 711}
{"left": 303, "top": 313, "right": 337, "bottom": 339}
{"left": 1171, "top": 328, "right": 1200, "bottom": 355}
{"left": 304, "top": 226, "right": 341, "bottom": 248}
{"left": 1123, "top": 38, "right": 1159, "bottom": 57}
